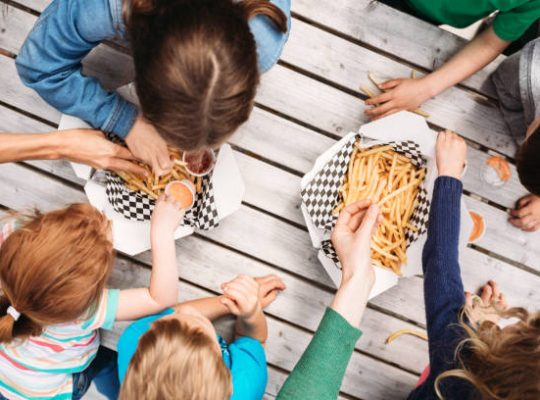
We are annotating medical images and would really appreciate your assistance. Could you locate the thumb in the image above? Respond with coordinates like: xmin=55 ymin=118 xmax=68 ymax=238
xmin=379 ymin=79 xmax=401 ymax=90
xmin=220 ymin=297 xmax=240 ymax=315
xmin=357 ymin=204 xmax=380 ymax=239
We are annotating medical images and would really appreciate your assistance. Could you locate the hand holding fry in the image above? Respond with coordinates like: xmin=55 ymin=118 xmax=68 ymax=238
xmin=220 ymin=275 xmax=262 ymax=319
xmin=436 ymin=130 xmax=467 ymax=179
xmin=332 ymin=201 xmax=379 ymax=286
xmin=151 ymin=194 xmax=185 ymax=235
xmin=364 ymin=77 xmax=432 ymax=120
xmin=254 ymin=275 xmax=286 ymax=309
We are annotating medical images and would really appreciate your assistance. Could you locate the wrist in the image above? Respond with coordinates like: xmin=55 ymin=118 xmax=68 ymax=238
xmin=49 ymin=131 xmax=69 ymax=160
xmin=151 ymin=225 xmax=175 ymax=240
xmin=419 ymin=75 xmax=440 ymax=99
xmin=241 ymin=303 xmax=263 ymax=323
xmin=437 ymin=170 xmax=462 ymax=180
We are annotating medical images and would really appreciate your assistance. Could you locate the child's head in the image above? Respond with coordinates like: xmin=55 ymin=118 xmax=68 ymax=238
xmin=120 ymin=305 xmax=231 ymax=400
xmin=0 ymin=204 xmax=114 ymax=343
xmin=125 ymin=0 xmax=288 ymax=151
xmin=517 ymin=119 xmax=540 ymax=195
xmin=436 ymin=308 xmax=540 ymax=400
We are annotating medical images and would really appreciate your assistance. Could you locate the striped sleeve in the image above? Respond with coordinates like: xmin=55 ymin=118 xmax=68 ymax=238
xmin=81 ymin=289 xmax=120 ymax=331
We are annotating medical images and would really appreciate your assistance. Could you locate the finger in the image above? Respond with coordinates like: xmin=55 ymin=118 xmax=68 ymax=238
xmin=464 ymin=292 xmax=473 ymax=307
xmin=357 ymin=204 xmax=381 ymax=238
xmin=224 ymin=286 xmax=250 ymax=304
xmin=113 ymin=145 xmax=140 ymax=161
xmin=260 ymin=276 xmax=286 ymax=293
xmin=365 ymin=91 xmax=393 ymax=106
xmin=488 ymin=280 xmax=500 ymax=300
xmin=335 ymin=200 xmax=371 ymax=231
xmin=262 ymin=289 xmax=279 ymax=306
xmin=372 ymin=108 xmax=400 ymax=121
xmin=365 ymin=101 xmax=396 ymax=118
xmin=108 ymin=159 xmax=149 ymax=177
xmin=379 ymin=79 xmax=402 ymax=90
xmin=518 ymin=215 xmax=536 ymax=229
xmin=498 ymin=293 xmax=508 ymax=309
xmin=517 ymin=194 xmax=534 ymax=209
xmin=343 ymin=200 xmax=372 ymax=215
xmin=480 ymin=283 xmax=493 ymax=304
xmin=509 ymin=206 xmax=531 ymax=218
xmin=233 ymin=276 xmax=258 ymax=294
xmin=523 ymin=221 xmax=540 ymax=232
xmin=220 ymin=297 xmax=240 ymax=315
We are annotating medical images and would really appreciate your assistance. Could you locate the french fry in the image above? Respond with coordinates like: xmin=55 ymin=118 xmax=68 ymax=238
xmin=334 ymin=142 xmax=425 ymax=273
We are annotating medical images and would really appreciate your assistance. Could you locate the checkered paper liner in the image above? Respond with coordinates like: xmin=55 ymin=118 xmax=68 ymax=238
xmin=301 ymin=135 xmax=431 ymax=266
xmin=105 ymin=172 xmax=219 ymax=228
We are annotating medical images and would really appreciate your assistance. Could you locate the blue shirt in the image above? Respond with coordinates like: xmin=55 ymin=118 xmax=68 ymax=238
xmin=16 ymin=0 xmax=291 ymax=139
xmin=117 ymin=309 xmax=268 ymax=400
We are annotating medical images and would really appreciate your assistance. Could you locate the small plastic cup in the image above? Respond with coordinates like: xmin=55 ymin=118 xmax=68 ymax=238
xmin=165 ymin=179 xmax=196 ymax=210
xmin=182 ymin=149 xmax=216 ymax=177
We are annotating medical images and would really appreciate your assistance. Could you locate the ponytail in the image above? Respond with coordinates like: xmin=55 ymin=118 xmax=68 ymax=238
xmin=241 ymin=0 xmax=288 ymax=33
xmin=0 ymin=296 xmax=42 ymax=344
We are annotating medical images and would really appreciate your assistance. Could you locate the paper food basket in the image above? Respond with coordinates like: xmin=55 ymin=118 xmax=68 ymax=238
xmin=300 ymin=112 xmax=472 ymax=299
xmin=60 ymin=84 xmax=245 ymax=256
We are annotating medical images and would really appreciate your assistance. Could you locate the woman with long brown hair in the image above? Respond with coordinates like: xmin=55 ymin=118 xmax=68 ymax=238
xmin=16 ymin=0 xmax=290 ymax=175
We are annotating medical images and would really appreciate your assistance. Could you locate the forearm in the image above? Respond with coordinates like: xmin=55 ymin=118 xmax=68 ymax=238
xmin=330 ymin=273 xmax=373 ymax=328
xmin=149 ymin=230 xmax=179 ymax=307
xmin=0 ymin=133 xmax=62 ymax=163
xmin=174 ymin=296 xmax=230 ymax=321
xmin=236 ymin=309 xmax=268 ymax=344
xmin=277 ymin=308 xmax=361 ymax=400
xmin=422 ymin=27 xmax=509 ymax=97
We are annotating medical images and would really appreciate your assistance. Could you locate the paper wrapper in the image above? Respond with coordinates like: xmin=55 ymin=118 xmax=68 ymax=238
xmin=301 ymin=134 xmax=431 ymax=270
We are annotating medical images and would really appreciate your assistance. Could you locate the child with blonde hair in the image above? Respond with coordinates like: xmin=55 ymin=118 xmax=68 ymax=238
xmin=117 ymin=274 xmax=286 ymax=399
xmin=0 ymin=195 xmax=185 ymax=399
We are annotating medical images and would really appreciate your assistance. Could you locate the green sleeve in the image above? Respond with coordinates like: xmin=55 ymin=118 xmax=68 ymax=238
xmin=276 ymin=307 xmax=362 ymax=400
xmin=493 ymin=1 xmax=540 ymax=42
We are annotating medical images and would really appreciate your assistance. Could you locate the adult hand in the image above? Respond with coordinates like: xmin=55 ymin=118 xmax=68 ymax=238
xmin=436 ymin=130 xmax=467 ymax=179
xmin=220 ymin=275 xmax=261 ymax=319
xmin=254 ymin=275 xmax=286 ymax=309
xmin=331 ymin=200 xmax=380 ymax=287
xmin=60 ymin=129 xmax=148 ymax=176
xmin=509 ymin=194 xmax=540 ymax=232
xmin=365 ymin=78 xmax=432 ymax=120
xmin=125 ymin=116 xmax=173 ymax=176
xmin=150 ymin=194 xmax=185 ymax=237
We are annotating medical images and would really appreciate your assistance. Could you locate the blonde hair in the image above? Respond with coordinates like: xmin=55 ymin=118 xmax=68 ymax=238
xmin=120 ymin=318 xmax=232 ymax=400
xmin=435 ymin=308 xmax=540 ymax=400
xmin=0 ymin=204 xmax=114 ymax=343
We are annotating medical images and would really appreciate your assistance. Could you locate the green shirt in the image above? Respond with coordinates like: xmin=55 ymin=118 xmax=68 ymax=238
xmin=277 ymin=308 xmax=362 ymax=400
xmin=407 ymin=0 xmax=540 ymax=41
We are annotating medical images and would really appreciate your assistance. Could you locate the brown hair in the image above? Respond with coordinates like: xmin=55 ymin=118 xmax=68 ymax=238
xmin=0 ymin=204 xmax=115 ymax=343
xmin=120 ymin=318 xmax=231 ymax=400
xmin=125 ymin=0 xmax=288 ymax=151
xmin=517 ymin=126 xmax=540 ymax=195
xmin=435 ymin=308 xmax=540 ymax=400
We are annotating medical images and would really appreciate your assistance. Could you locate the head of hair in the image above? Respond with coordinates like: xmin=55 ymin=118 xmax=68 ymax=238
xmin=124 ymin=0 xmax=288 ymax=151
xmin=0 ymin=204 xmax=115 ymax=344
xmin=119 ymin=318 xmax=231 ymax=400
xmin=435 ymin=307 xmax=540 ymax=400
xmin=517 ymin=125 xmax=540 ymax=195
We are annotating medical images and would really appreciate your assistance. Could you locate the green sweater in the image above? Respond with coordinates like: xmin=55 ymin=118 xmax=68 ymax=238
xmin=277 ymin=308 xmax=362 ymax=400
xmin=407 ymin=0 xmax=540 ymax=41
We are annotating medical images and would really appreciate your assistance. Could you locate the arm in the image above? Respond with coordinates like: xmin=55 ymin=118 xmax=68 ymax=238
xmin=173 ymin=296 xmax=230 ymax=321
xmin=366 ymin=26 xmax=509 ymax=118
xmin=277 ymin=201 xmax=378 ymax=400
xmin=115 ymin=195 xmax=184 ymax=321
xmin=15 ymin=0 xmax=137 ymax=139
xmin=0 ymin=131 xmax=146 ymax=174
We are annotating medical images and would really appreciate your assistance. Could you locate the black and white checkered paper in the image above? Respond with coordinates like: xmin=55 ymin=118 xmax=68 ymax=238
xmin=105 ymin=171 xmax=219 ymax=229
xmin=301 ymin=134 xmax=431 ymax=265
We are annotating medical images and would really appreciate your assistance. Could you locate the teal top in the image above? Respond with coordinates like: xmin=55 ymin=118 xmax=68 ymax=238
xmin=116 ymin=308 xmax=268 ymax=400
xmin=277 ymin=308 xmax=362 ymax=400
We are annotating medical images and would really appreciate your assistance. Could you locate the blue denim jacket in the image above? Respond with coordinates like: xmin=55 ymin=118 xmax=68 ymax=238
xmin=16 ymin=0 xmax=291 ymax=139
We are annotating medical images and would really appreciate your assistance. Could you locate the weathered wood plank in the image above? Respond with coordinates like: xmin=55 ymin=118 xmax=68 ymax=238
xmin=281 ymin=18 xmax=513 ymax=156
xmin=291 ymin=0 xmax=503 ymax=98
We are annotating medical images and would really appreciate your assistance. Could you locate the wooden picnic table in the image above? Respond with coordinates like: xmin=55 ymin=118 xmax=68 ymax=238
xmin=1 ymin=1 xmax=539 ymax=398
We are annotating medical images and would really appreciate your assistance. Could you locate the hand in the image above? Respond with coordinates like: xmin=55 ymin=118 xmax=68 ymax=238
xmin=509 ymin=194 xmax=540 ymax=232
xmin=365 ymin=78 xmax=432 ymax=119
xmin=220 ymin=275 xmax=261 ymax=319
xmin=331 ymin=200 xmax=380 ymax=287
xmin=60 ymin=129 xmax=148 ymax=176
xmin=465 ymin=281 xmax=508 ymax=325
xmin=436 ymin=130 xmax=467 ymax=179
xmin=254 ymin=275 xmax=286 ymax=309
xmin=125 ymin=116 xmax=173 ymax=177
xmin=151 ymin=194 xmax=185 ymax=236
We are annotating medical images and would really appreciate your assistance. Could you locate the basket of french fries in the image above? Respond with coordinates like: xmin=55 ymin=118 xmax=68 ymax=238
xmin=301 ymin=113 xmax=438 ymax=291
xmin=105 ymin=147 xmax=219 ymax=229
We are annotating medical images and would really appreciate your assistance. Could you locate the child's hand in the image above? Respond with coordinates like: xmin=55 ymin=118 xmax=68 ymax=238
xmin=436 ymin=130 xmax=467 ymax=179
xmin=220 ymin=275 xmax=261 ymax=319
xmin=331 ymin=200 xmax=380 ymax=287
xmin=125 ymin=116 xmax=173 ymax=177
xmin=510 ymin=194 xmax=540 ymax=232
xmin=151 ymin=195 xmax=185 ymax=236
xmin=254 ymin=275 xmax=286 ymax=309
